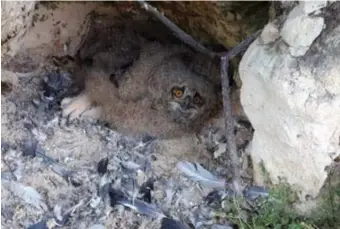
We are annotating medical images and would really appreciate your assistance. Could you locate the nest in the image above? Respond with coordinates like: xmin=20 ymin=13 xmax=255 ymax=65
xmin=1 ymin=5 xmax=262 ymax=229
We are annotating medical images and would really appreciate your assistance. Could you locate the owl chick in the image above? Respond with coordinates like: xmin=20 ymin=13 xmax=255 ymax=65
xmin=61 ymin=42 xmax=221 ymax=139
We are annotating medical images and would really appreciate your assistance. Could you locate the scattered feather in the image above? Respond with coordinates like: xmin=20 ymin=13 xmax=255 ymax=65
xmin=211 ymin=224 xmax=235 ymax=229
xmin=244 ymin=185 xmax=269 ymax=200
xmin=160 ymin=217 xmax=191 ymax=229
xmin=53 ymin=204 xmax=63 ymax=222
xmin=89 ymin=196 xmax=101 ymax=208
xmin=54 ymin=200 xmax=85 ymax=226
xmin=88 ymin=224 xmax=107 ymax=229
xmin=141 ymin=134 xmax=157 ymax=143
xmin=164 ymin=179 xmax=176 ymax=205
xmin=205 ymin=190 xmax=227 ymax=205
xmin=22 ymin=138 xmax=38 ymax=157
xmin=177 ymin=161 xmax=226 ymax=188
xmin=1 ymin=170 xmax=15 ymax=181
xmin=98 ymin=174 xmax=111 ymax=199
xmin=187 ymin=205 xmax=214 ymax=228
xmin=69 ymin=171 xmax=85 ymax=187
xmin=97 ymin=157 xmax=109 ymax=175
xmin=1 ymin=140 xmax=10 ymax=153
xmin=27 ymin=221 xmax=48 ymax=229
xmin=32 ymin=148 xmax=74 ymax=183
xmin=13 ymin=160 xmax=25 ymax=181
xmin=109 ymin=188 xmax=165 ymax=218
xmin=3 ymin=180 xmax=47 ymax=211
xmin=139 ymin=178 xmax=154 ymax=203
xmin=120 ymin=160 xmax=141 ymax=170
xmin=214 ymin=143 xmax=227 ymax=159
xmin=23 ymin=122 xmax=35 ymax=131
xmin=35 ymin=147 xmax=58 ymax=165
xmin=50 ymin=163 xmax=72 ymax=181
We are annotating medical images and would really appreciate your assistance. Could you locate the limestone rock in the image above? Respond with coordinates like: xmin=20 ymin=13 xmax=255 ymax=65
xmin=280 ymin=5 xmax=325 ymax=57
xmin=239 ymin=2 xmax=340 ymax=199
xmin=259 ymin=22 xmax=280 ymax=45
xmin=1 ymin=2 xmax=107 ymax=72
xmin=1 ymin=1 xmax=269 ymax=74
xmin=300 ymin=1 xmax=327 ymax=14
xmin=1 ymin=1 xmax=36 ymax=44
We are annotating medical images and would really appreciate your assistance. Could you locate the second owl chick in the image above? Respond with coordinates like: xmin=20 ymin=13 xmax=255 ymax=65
xmin=62 ymin=42 xmax=221 ymax=139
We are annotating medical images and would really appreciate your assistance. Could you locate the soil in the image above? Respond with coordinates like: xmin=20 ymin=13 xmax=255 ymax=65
xmin=1 ymin=56 xmax=258 ymax=229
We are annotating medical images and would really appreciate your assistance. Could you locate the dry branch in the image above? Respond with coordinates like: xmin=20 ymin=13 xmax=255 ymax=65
xmin=138 ymin=1 xmax=261 ymax=196
xmin=220 ymin=56 xmax=243 ymax=195
xmin=219 ymin=33 xmax=261 ymax=196
xmin=137 ymin=0 xmax=217 ymax=58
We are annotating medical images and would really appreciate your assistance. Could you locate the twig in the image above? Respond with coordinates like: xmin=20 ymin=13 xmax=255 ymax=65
xmin=137 ymin=0 xmax=217 ymax=58
xmin=138 ymin=1 xmax=261 ymax=196
xmin=137 ymin=0 xmax=261 ymax=59
xmin=220 ymin=34 xmax=260 ymax=196
xmin=220 ymin=56 xmax=243 ymax=196
xmin=221 ymin=30 xmax=261 ymax=58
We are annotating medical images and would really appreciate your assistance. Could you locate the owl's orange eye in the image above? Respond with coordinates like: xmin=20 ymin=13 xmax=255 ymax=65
xmin=172 ymin=87 xmax=184 ymax=98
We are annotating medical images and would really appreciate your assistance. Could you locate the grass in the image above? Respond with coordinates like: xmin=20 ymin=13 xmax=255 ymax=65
xmin=218 ymin=162 xmax=340 ymax=229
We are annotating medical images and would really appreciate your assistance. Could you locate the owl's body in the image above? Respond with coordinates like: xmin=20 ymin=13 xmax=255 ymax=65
xmin=62 ymin=42 xmax=221 ymax=139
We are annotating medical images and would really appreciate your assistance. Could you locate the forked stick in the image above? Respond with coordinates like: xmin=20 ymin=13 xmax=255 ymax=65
xmin=137 ymin=0 xmax=217 ymax=58
xmin=138 ymin=1 xmax=261 ymax=196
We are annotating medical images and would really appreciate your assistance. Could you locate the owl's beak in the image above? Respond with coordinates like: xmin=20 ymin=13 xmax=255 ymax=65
xmin=180 ymin=96 xmax=192 ymax=109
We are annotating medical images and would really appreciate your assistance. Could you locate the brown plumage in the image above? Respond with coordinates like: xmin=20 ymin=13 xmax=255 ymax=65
xmin=62 ymin=42 xmax=221 ymax=139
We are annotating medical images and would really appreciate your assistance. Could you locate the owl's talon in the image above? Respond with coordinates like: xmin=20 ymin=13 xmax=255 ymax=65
xmin=61 ymin=93 xmax=101 ymax=121
xmin=81 ymin=106 xmax=102 ymax=119
xmin=60 ymin=97 xmax=73 ymax=108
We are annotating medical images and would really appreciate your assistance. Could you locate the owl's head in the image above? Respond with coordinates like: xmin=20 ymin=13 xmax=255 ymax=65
xmin=167 ymin=83 xmax=212 ymax=125
xmin=149 ymin=55 xmax=220 ymax=127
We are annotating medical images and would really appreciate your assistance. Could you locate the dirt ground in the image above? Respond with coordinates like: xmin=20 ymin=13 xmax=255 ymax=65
xmin=1 ymin=66 xmax=254 ymax=229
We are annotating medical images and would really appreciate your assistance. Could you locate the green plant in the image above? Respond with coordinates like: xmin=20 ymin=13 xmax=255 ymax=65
xmin=222 ymin=162 xmax=314 ymax=229
xmin=224 ymin=162 xmax=340 ymax=229
xmin=308 ymin=167 xmax=340 ymax=229
xmin=248 ymin=182 xmax=314 ymax=229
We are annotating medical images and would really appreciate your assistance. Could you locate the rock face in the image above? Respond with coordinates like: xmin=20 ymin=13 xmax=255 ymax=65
xmin=239 ymin=2 xmax=340 ymax=199
xmin=1 ymin=1 xmax=102 ymax=72
xmin=150 ymin=1 xmax=270 ymax=48
xmin=1 ymin=1 xmax=269 ymax=73
xmin=1 ymin=1 xmax=36 ymax=44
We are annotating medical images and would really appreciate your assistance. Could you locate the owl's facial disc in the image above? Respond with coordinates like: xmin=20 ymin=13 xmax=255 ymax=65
xmin=168 ymin=86 xmax=205 ymax=124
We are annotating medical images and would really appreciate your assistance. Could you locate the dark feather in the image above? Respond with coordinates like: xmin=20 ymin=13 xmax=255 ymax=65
xmin=22 ymin=139 xmax=38 ymax=157
xmin=27 ymin=221 xmax=48 ymax=229
xmin=160 ymin=217 xmax=191 ymax=229
xmin=97 ymin=157 xmax=109 ymax=175
xmin=139 ymin=178 xmax=154 ymax=203
xmin=109 ymin=188 xmax=164 ymax=218
xmin=1 ymin=140 xmax=10 ymax=153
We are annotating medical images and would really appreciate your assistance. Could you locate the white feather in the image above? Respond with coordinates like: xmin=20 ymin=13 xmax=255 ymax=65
xmin=177 ymin=161 xmax=226 ymax=188
xmin=3 ymin=180 xmax=47 ymax=211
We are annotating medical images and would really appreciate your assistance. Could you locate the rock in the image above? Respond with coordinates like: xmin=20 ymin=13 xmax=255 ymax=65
xmin=280 ymin=5 xmax=325 ymax=57
xmin=150 ymin=1 xmax=270 ymax=49
xmin=1 ymin=1 xmax=36 ymax=44
xmin=239 ymin=2 xmax=340 ymax=200
xmin=259 ymin=22 xmax=280 ymax=45
xmin=1 ymin=2 xmax=105 ymax=72
xmin=300 ymin=1 xmax=327 ymax=15
xmin=1 ymin=2 xmax=270 ymax=73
